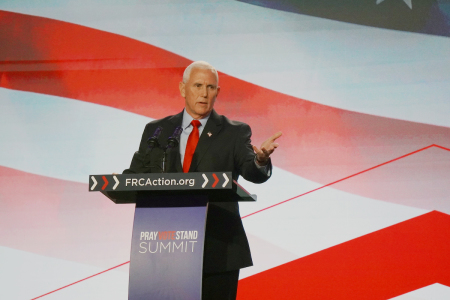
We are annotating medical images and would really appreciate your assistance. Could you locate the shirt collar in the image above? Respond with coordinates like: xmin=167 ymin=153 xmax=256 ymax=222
xmin=182 ymin=109 xmax=210 ymax=129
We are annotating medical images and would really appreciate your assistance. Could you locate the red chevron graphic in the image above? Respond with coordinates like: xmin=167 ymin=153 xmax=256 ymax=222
xmin=212 ymin=173 xmax=219 ymax=188
xmin=101 ymin=176 xmax=108 ymax=190
xmin=237 ymin=211 xmax=450 ymax=300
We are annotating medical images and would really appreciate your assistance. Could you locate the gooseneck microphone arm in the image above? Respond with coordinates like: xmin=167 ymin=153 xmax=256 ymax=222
xmin=162 ymin=126 xmax=183 ymax=173
xmin=143 ymin=126 xmax=163 ymax=170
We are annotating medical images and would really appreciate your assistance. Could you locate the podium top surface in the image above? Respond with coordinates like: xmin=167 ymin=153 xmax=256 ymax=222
xmin=89 ymin=172 xmax=256 ymax=203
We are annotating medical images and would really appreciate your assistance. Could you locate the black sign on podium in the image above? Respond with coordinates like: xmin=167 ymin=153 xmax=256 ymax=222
xmin=89 ymin=172 xmax=255 ymax=300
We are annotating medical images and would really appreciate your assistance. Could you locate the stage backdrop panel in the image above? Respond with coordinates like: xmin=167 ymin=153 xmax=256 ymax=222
xmin=0 ymin=1 xmax=449 ymax=299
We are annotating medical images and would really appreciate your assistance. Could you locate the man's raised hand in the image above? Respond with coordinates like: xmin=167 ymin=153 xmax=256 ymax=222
xmin=252 ymin=131 xmax=282 ymax=166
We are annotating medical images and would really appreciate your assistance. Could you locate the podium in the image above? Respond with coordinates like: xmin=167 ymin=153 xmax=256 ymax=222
xmin=89 ymin=172 xmax=255 ymax=300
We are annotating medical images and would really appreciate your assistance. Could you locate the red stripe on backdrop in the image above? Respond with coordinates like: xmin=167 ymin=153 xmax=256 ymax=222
xmin=0 ymin=166 xmax=134 ymax=269
xmin=0 ymin=9 xmax=189 ymax=119
xmin=237 ymin=211 xmax=450 ymax=300
xmin=1 ymin=10 xmax=450 ymax=204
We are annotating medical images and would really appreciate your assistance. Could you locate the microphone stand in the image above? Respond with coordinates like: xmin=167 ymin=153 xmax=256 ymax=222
xmin=161 ymin=151 xmax=167 ymax=173
xmin=162 ymin=126 xmax=183 ymax=173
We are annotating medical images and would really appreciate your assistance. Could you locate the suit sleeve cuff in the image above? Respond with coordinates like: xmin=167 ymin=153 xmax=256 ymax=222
xmin=254 ymin=157 xmax=270 ymax=176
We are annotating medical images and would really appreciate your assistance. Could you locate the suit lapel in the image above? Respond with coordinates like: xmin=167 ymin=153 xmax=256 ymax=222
xmin=190 ymin=110 xmax=223 ymax=172
xmin=168 ymin=111 xmax=184 ymax=173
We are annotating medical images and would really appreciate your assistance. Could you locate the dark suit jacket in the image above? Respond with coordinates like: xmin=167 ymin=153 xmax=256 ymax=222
xmin=124 ymin=109 xmax=272 ymax=273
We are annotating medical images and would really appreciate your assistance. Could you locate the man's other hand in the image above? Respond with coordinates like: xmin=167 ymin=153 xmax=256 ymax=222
xmin=252 ymin=131 xmax=282 ymax=166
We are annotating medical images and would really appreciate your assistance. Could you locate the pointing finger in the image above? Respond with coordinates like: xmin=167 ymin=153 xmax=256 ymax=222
xmin=269 ymin=131 xmax=282 ymax=142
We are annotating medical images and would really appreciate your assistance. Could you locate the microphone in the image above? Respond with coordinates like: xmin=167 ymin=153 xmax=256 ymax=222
xmin=166 ymin=126 xmax=183 ymax=149
xmin=161 ymin=126 xmax=182 ymax=173
xmin=146 ymin=126 xmax=163 ymax=150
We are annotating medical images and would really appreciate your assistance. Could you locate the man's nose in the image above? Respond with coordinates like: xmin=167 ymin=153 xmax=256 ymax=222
xmin=201 ymin=85 xmax=208 ymax=97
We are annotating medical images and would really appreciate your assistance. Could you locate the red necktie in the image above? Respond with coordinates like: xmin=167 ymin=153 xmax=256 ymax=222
xmin=183 ymin=120 xmax=201 ymax=173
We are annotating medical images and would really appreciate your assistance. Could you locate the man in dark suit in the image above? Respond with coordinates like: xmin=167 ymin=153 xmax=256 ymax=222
xmin=124 ymin=61 xmax=281 ymax=300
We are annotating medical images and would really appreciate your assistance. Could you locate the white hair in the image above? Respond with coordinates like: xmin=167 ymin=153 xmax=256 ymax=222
xmin=182 ymin=61 xmax=219 ymax=83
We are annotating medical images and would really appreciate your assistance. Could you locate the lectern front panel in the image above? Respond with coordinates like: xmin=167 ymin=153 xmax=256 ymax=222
xmin=128 ymin=196 xmax=208 ymax=300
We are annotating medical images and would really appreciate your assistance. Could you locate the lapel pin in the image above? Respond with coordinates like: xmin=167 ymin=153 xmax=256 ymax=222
xmin=207 ymin=132 xmax=212 ymax=137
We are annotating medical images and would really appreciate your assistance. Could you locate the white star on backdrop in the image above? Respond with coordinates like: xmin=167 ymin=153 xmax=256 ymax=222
xmin=376 ymin=0 xmax=412 ymax=9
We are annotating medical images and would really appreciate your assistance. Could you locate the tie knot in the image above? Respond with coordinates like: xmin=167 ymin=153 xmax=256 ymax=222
xmin=191 ymin=120 xmax=201 ymax=128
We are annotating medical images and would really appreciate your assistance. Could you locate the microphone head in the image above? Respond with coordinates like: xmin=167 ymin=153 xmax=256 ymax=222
xmin=166 ymin=126 xmax=183 ymax=149
xmin=147 ymin=126 xmax=163 ymax=149
xmin=153 ymin=126 xmax=163 ymax=137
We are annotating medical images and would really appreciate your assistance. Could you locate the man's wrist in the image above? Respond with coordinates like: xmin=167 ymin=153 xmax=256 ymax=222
xmin=255 ymin=155 xmax=268 ymax=166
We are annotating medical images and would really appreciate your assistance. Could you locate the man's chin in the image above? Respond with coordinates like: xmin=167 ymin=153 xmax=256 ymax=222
xmin=194 ymin=109 xmax=212 ymax=119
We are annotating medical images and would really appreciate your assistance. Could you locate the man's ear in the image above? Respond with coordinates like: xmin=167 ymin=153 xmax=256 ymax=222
xmin=216 ymin=86 xmax=220 ymax=97
xmin=179 ymin=81 xmax=186 ymax=97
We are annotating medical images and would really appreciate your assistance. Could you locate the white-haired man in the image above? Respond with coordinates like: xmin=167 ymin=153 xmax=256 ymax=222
xmin=125 ymin=61 xmax=281 ymax=299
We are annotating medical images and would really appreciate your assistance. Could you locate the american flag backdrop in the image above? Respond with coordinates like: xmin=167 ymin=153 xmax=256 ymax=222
xmin=1 ymin=0 xmax=450 ymax=299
